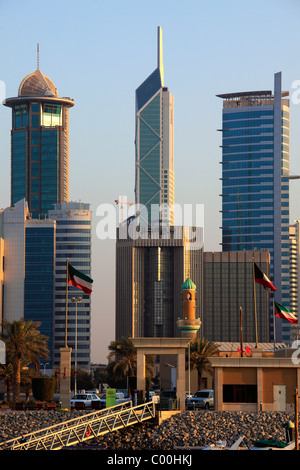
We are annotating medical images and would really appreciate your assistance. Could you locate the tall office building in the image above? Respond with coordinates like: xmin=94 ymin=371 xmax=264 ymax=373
xmin=0 ymin=199 xmax=56 ymax=368
xmin=289 ymin=221 xmax=300 ymax=340
xmin=3 ymin=59 xmax=74 ymax=219
xmin=135 ymin=27 xmax=174 ymax=225
xmin=48 ymin=202 xmax=92 ymax=371
xmin=217 ymin=72 xmax=290 ymax=342
xmin=116 ymin=226 xmax=203 ymax=339
xmin=203 ymin=250 xmax=271 ymax=343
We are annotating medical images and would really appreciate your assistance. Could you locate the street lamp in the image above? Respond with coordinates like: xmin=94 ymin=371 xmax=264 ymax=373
xmin=71 ymin=296 xmax=82 ymax=395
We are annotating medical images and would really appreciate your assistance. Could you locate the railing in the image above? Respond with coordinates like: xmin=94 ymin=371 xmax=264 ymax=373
xmin=158 ymin=398 xmax=180 ymax=411
xmin=0 ymin=401 xmax=156 ymax=451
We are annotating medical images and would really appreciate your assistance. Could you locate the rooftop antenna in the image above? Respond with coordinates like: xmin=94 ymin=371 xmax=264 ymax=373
xmin=157 ymin=26 xmax=164 ymax=87
xmin=37 ymin=43 xmax=39 ymax=70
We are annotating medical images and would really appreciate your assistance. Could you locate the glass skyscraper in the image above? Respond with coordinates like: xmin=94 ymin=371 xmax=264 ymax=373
xmin=25 ymin=220 xmax=56 ymax=367
xmin=3 ymin=66 xmax=74 ymax=219
xmin=217 ymin=72 xmax=290 ymax=342
xmin=135 ymin=26 xmax=174 ymax=225
xmin=48 ymin=202 xmax=92 ymax=371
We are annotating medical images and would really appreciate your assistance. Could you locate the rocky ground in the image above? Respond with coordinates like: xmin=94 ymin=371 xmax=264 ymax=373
xmin=0 ymin=409 xmax=297 ymax=449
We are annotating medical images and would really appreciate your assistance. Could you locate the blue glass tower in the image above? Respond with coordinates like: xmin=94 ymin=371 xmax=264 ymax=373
xmin=3 ymin=62 xmax=74 ymax=219
xmin=135 ymin=27 xmax=174 ymax=225
xmin=217 ymin=72 xmax=290 ymax=342
xmin=24 ymin=220 xmax=56 ymax=367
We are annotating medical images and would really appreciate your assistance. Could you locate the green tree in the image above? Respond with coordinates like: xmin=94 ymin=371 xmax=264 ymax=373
xmin=188 ymin=338 xmax=219 ymax=390
xmin=1 ymin=319 xmax=49 ymax=406
xmin=107 ymin=337 xmax=155 ymax=386
xmin=0 ymin=363 xmax=13 ymax=402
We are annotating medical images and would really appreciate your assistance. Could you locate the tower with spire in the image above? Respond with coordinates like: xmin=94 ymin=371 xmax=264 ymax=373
xmin=3 ymin=45 xmax=74 ymax=218
xmin=135 ymin=26 xmax=174 ymax=226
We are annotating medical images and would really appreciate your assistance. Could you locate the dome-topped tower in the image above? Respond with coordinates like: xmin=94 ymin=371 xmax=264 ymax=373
xmin=177 ymin=277 xmax=201 ymax=339
xmin=2 ymin=47 xmax=74 ymax=219
xmin=18 ymin=68 xmax=58 ymax=97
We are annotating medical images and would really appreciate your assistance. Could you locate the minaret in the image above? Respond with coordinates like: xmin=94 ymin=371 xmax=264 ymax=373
xmin=177 ymin=277 xmax=201 ymax=339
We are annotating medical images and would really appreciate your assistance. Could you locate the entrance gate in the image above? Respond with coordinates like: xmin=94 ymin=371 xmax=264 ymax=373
xmin=133 ymin=337 xmax=191 ymax=412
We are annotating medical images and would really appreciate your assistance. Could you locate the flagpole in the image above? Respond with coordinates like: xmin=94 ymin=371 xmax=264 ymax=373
xmin=273 ymin=298 xmax=276 ymax=355
xmin=65 ymin=258 xmax=69 ymax=347
xmin=240 ymin=306 xmax=244 ymax=358
xmin=252 ymin=258 xmax=258 ymax=348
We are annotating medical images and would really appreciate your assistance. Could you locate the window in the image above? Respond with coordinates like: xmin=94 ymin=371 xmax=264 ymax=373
xmin=223 ymin=384 xmax=257 ymax=403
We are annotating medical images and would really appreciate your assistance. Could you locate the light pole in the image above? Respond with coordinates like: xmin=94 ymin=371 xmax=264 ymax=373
xmin=71 ymin=296 xmax=82 ymax=395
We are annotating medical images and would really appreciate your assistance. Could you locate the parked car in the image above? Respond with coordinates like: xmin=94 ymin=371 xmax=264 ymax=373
xmin=99 ymin=392 xmax=132 ymax=408
xmin=70 ymin=393 xmax=101 ymax=409
xmin=186 ymin=390 xmax=214 ymax=410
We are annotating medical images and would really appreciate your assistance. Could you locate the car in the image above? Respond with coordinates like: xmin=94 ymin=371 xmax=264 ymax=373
xmin=187 ymin=390 xmax=214 ymax=410
xmin=70 ymin=393 xmax=101 ymax=409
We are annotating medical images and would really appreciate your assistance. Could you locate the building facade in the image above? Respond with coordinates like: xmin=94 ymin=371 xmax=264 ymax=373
xmin=0 ymin=199 xmax=57 ymax=369
xmin=203 ymin=250 xmax=271 ymax=343
xmin=24 ymin=219 xmax=56 ymax=367
xmin=3 ymin=66 xmax=74 ymax=219
xmin=48 ymin=202 xmax=92 ymax=371
xmin=217 ymin=72 xmax=290 ymax=342
xmin=289 ymin=221 xmax=300 ymax=341
xmin=135 ymin=26 xmax=174 ymax=225
xmin=116 ymin=226 xmax=203 ymax=339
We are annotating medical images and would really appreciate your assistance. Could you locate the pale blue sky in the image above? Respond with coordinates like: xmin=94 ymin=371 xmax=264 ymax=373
xmin=1 ymin=0 xmax=300 ymax=363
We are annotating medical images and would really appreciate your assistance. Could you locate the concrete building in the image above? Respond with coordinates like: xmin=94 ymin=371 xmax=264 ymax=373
xmin=203 ymin=250 xmax=271 ymax=343
xmin=210 ymin=349 xmax=300 ymax=412
xmin=3 ymin=59 xmax=74 ymax=219
xmin=48 ymin=202 xmax=92 ymax=371
xmin=217 ymin=72 xmax=290 ymax=342
xmin=135 ymin=26 xmax=174 ymax=225
xmin=116 ymin=225 xmax=203 ymax=339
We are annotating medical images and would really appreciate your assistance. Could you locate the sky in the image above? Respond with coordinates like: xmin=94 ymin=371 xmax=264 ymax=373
xmin=0 ymin=0 xmax=300 ymax=364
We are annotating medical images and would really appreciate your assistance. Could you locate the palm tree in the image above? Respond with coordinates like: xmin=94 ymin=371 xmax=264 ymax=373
xmin=188 ymin=338 xmax=219 ymax=390
xmin=107 ymin=337 xmax=155 ymax=384
xmin=1 ymin=319 xmax=49 ymax=406
xmin=0 ymin=363 xmax=13 ymax=402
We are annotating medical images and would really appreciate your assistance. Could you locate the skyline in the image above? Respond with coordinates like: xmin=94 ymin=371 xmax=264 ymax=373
xmin=1 ymin=0 xmax=300 ymax=363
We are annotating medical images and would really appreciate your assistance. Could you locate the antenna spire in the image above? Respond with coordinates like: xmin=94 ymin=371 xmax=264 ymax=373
xmin=157 ymin=26 xmax=164 ymax=87
xmin=37 ymin=43 xmax=39 ymax=70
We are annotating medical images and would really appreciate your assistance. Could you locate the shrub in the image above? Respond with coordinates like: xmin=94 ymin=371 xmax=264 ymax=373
xmin=32 ymin=377 xmax=55 ymax=401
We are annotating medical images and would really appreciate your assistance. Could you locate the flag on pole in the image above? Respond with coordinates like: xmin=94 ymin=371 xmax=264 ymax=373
xmin=274 ymin=301 xmax=298 ymax=324
xmin=254 ymin=263 xmax=276 ymax=291
xmin=68 ymin=263 xmax=93 ymax=294
xmin=245 ymin=346 xmax=252 ymax=354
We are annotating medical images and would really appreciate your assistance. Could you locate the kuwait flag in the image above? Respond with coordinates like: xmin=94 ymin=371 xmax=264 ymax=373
xmin=254 ymin=263 xmax=276 ymax=291
xmin=274 ymin=301 xmax=298 ymax=324
xmin=68 ymin=263 xmax=93 ymax=294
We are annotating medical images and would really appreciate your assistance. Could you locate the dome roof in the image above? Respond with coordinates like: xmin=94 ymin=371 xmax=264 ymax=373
xmin=18 ymin=69 xmax=58 ymax=97
xmin=181 ymin=277 xmax=196 ymax=290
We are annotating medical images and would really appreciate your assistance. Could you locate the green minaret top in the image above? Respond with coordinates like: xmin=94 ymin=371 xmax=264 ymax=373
xmin=181 ymin=277 xmax=196 ymax=290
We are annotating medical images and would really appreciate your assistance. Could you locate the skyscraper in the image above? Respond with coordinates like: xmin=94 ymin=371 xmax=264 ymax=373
xmin=217 ymin=72 xmax=290 ymax=341
xmin=48 ymin=202 xmax=92 ymax=371
xmin=3 ymin=56 xmax=74 ymax=219
xmin=135 ymin=27 xmax=174 ymax=225
xmin=116 ymin=226 xmax=203 ymax=339
xmin=289 ymin=221 xmax=300 ymax=340
xmin=0 ymin=199 xmax=56 ymax=368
